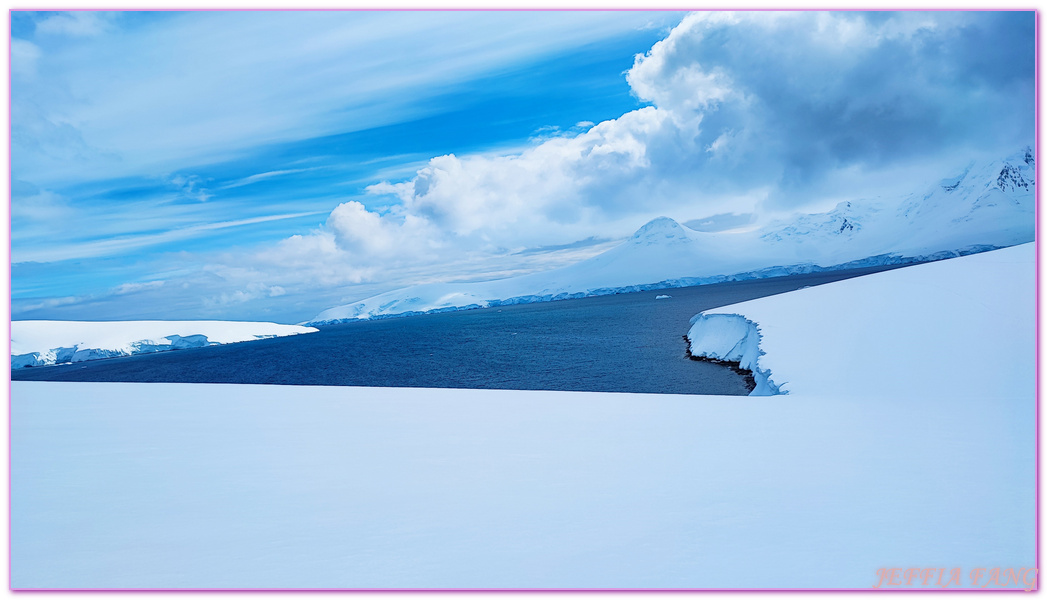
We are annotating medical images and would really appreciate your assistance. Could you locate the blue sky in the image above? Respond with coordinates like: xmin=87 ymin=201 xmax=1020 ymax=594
xmin=11 ymin=10 xmax=1035 ymax=323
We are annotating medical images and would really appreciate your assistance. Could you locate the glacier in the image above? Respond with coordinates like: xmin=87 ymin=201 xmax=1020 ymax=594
xmin=310 ymin=148 xmax=1034 ymax=324
xmin=11 ymin=320 xmax=318 ymax=368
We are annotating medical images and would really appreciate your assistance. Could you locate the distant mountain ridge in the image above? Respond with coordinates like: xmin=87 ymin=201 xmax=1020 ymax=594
xmin=308 ymin=148 xmax=1034 ymax=325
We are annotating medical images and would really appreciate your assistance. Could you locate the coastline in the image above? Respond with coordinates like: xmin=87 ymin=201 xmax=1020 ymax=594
xmin=305 ymin=249 xmax=974 ymax=326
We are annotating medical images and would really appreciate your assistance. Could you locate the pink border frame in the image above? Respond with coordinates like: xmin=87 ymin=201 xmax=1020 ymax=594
xmin=6 ymin=7 xmax=1038 ymax=590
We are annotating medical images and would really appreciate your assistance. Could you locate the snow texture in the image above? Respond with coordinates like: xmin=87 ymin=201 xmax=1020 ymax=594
xmin=688 ymin=243 xmax=1034 ymax=398
xmin=11 ymin=320 xmax=318 ymax=368
xmin=12 ymin=375 xmax=1034 ymax=587
xmin=310 ymin=149 xmax=1034 ymax=324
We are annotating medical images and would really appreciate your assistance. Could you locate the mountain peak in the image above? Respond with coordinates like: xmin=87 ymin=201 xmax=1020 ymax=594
xmin=630 ymin=217 xmax=690 ymax=244
xmin=1003 ymin=145 xmax=1035 ymax=167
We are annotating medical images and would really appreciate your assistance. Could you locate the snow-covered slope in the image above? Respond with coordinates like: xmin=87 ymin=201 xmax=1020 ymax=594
xmin=11 ymin=321 xmax=318 ymax=368
xmin=688 ymin=242 xmax=1034 ymax=397
xmin=311 ymin=149 xmax=1034 ymax=324
xmin=13 ymin=376 xmax=1035 ymax=588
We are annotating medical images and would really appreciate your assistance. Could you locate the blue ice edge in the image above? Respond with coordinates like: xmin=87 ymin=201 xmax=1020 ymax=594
xmin=685 ymin=313 xmax=782 ymax=397
xmin=11 ymin=334 xmax=287 ymax=369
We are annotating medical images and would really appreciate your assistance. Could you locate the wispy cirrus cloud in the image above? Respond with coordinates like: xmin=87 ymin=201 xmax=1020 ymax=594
xmin=219 ymin=168 xmax=325 ymax=190
xmin=14 ymin=278 xmax=163 ymax=314
xmin=12 ymin=10 xmax=677 ymax=188
xmin=13 ymin=211 xmax=326 ymax=264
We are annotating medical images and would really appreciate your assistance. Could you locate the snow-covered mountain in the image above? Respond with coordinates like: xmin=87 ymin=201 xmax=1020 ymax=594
xmin=11 ymin=321 xmax=318 ymax=368
xmin=310 ymin=148 xmax=1035 ymax=324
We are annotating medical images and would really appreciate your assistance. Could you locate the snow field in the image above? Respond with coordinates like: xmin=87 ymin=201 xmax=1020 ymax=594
xmin=687 ymin=243 xmax=1034 ymax=399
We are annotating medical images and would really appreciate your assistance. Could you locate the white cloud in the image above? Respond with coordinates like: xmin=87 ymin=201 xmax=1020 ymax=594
xmin=359 ymin=106 xmax=679 ymax=246
xmin=14 ymin=279 xmax=164 ymax=315
xmin=326 ymin=201 xmax=438 ymax=259
xmin=206 ymin=282 xmax=291 ymax=307
xmin=219 ymin=168 xmax=323 ymax=190
xmin=112 ymin=280 xmax=165 ymax=295
xmin=311 ymin=10 xmax=1033 ymax=272
xmin=626 ymin=13 xmax=742 ymax=118
xmin=35 ymin=12 xmax=113 ymax=37
xmin=323 ymin=101 xmax=711 ymax=260
xmin=13 ymin=211 xmax=325 ymax=263
xmin=169 ymin=174 xmax=212 ymax=202
xmin=11 ymin=189 xmax=67 ymax=221
xmin=249 ymin=231 xmax=374 ymax=288
xmin=11 ymin=39 xmax=41 ymax=77
xmin=17 ymin=295 xmax=83 ymax=313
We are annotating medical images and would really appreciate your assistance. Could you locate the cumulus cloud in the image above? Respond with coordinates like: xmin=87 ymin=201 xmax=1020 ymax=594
xmin=326 ymin=201 xmax=438 ymax=259
xmin=319 ymin=10 xmax=1033 ymax=266
xmin=627 ymin=13 xmax=742 ymax=117
xmin=249 ymin=231 xmax=375 ymax=289
xmin=356 ymin=107 xmax=683 ymax=251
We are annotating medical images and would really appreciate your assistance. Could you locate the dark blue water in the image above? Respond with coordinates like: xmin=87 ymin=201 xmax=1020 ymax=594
xmin=11 ymin=266 xmax=902 ymax=394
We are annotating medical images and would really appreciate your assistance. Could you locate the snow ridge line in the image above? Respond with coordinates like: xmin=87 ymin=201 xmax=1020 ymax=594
xmin=685 ymin=313 xmax=783 ymax=396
